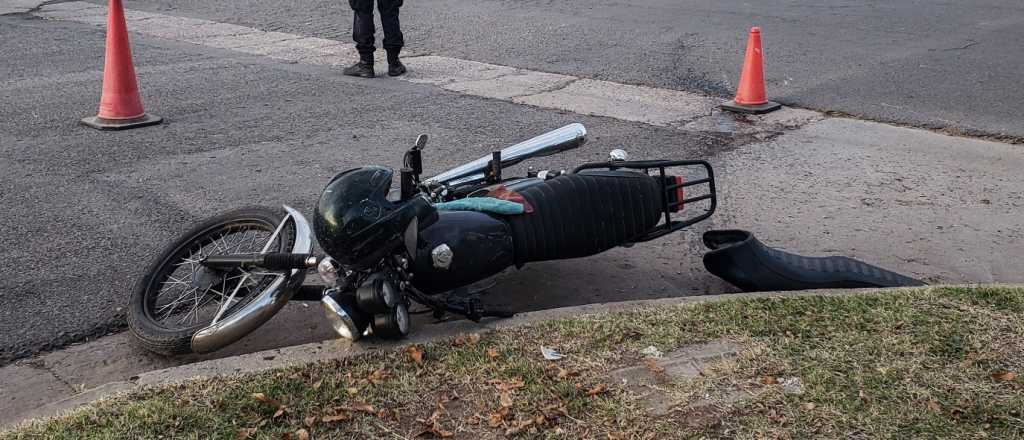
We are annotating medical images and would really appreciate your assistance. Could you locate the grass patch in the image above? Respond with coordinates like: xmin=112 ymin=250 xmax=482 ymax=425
xmin=5 ymin=286 xmax=1024 ymax=439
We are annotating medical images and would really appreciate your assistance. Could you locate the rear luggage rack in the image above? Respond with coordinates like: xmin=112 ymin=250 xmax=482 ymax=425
xmin=573 ymin=159 xmax=717 ymax=242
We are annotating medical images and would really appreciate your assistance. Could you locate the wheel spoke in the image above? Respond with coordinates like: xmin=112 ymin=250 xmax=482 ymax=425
xmin=147 ymin=219 xmax=286 ymax=329
xmin=178 ymin=285 xmax=210 ymax=325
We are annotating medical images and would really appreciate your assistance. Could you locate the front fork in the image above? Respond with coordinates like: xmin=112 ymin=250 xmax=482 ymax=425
xmin=190 ymin=205 xmax=314 ymax=354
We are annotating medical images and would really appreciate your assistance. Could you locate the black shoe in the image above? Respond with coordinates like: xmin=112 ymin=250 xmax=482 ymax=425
xmin=388 ymin=61 xmax=406 ymax=77
xmin=343 ymin=61 xmax=375 ymax=78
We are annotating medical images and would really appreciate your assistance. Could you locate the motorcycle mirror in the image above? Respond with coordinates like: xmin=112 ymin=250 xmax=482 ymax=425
xmin=414 ymin=134 xmax=428 ymax=150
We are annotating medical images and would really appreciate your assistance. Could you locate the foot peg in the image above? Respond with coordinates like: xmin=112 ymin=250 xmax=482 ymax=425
xmin=702 ymin=230 xmax=925 ymax=292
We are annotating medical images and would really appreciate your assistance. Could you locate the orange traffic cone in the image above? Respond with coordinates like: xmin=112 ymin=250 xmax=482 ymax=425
xmin=721 ymin=27 xmax=780 ymax=114
xmin=81 ymin=0 xmax=162 ymax=130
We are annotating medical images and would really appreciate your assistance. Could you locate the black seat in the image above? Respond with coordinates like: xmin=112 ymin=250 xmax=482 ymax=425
xmin=702 ymin=230 xmax=926 ymax=291
xmin=507 ymin=170 xmax=663 ymax=266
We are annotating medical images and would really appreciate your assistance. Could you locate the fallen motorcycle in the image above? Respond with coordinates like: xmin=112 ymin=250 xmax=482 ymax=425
xmin=127 ymin=123 xmax=720 ymax=355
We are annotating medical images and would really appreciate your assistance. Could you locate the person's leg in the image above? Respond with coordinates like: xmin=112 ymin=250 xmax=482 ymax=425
xmin=351 ymin=0 xmax=376 ymax=61
xmin=344 ymin=0 xmax=376 ymax=77
xmin=377 ymin=0 xmax=406 ymax=76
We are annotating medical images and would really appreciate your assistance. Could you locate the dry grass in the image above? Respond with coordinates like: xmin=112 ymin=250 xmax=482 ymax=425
xmin=4 ymin=286 xmax=1024 ymax=439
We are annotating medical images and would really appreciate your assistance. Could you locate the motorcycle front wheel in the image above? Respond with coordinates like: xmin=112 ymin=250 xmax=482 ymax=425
xmin=128 ymin=207 xmax=296 ymax=355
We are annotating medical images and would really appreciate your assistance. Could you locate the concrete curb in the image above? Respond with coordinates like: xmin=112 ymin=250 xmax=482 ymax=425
xmin=14 ymin=284 xmax=1014 ymax=430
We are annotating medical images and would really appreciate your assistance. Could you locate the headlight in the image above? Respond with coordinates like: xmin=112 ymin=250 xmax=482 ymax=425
xmin=321 ymin=289 xmax=369 ymax=341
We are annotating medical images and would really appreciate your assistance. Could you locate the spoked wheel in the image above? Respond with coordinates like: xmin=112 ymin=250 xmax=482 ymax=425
xmin=128 ymin=207 xmax=297 ymax=355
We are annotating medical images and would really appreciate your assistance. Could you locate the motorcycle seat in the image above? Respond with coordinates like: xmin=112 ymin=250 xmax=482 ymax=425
xmin=506 ymin=170 xmax=663 ymax=266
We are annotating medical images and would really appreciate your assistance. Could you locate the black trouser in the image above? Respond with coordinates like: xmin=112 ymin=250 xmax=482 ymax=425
xmin=349 ymin=0 xmax=404 ymax=63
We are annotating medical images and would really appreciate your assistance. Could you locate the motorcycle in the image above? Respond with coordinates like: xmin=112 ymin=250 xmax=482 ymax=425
xmin=127 ymin=123 xmax=719 ymax=355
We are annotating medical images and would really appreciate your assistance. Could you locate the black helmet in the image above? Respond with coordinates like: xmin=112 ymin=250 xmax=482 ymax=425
xmin=314 ymin=166 xmax=436 ymax=269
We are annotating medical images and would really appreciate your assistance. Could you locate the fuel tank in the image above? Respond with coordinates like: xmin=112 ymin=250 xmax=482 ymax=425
xmin=411 ymin=210 xmax=514 ymax=294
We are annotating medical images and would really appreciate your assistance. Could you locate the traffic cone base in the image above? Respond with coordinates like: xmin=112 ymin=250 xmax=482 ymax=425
xmin=720 ymin=100 xmax=781 ymax=114
xmin=81 ymin=113 xmax=163 ymax=130
xmin=722 ymin=26 xmax=779 ymax=115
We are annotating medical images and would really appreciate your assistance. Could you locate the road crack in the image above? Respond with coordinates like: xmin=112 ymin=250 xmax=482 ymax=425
xmin=22 ymin=359 xmax=75 ymax=391
xmin=507 ymin=77 xmax=579 ymax=100
xmin=941 ymin=40 xmax=980 ymax=51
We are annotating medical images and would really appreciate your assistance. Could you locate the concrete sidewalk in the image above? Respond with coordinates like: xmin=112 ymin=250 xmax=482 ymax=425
xmin=0 ymin=0 xmax=43 ymax=15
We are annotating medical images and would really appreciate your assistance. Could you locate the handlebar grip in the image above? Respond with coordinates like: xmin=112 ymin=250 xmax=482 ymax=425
xmin=261 ymin=253 xmax=316 ymax=270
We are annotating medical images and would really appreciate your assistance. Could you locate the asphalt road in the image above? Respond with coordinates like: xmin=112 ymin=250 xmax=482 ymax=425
xmin=0 ymin=15 xmax=734 ymax=365
xmin=111 ymin=0 xmax=1024 ymax=139
xmin=2 ymin=0 xmax=1022 ymax=366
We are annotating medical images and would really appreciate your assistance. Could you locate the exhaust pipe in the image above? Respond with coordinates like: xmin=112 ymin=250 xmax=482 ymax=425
xmin=426 ymin=123 xmax=587 ymax=187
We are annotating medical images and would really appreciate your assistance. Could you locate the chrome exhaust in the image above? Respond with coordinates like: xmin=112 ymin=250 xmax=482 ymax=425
xmin=426 ymin=123 xmax=587 ymax=187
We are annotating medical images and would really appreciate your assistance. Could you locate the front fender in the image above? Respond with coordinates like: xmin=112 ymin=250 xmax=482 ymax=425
xmin=191 ymin=205 xmax=313 ymax=354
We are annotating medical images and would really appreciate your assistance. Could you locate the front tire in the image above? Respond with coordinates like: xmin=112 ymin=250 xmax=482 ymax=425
xmin=128 ymin=207 xmax=296 ymax=356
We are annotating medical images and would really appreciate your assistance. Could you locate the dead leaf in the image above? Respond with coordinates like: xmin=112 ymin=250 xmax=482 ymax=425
xmin=760 ymin=376 xmax=779 ymax=385
xmin=304 ymin=416 xmax=316 ymax=427
xmin=338 ymin=403 xmax=376 ymax=414
xmin=644 ymin=358 xmax=665 ymax=375
xmin=406 ymin=345 xmax=424 ymax=365
xmin=926 ymin=399 xmax=942 ymax=413
xmin=486 ymin=347 xmax=499 ymax=360
xmin=235 ymin=428 xmax=257 ymax=440
xmin=273 ymin=407 xmax=287 ymax=419
xmin=499 ymin=391 xmax=513 ymax=408
xmin=992 ymin=370 xmax=1018 ymax=382
xmin=859 ymin=389 xmax=871 ymax=405
xmin=312 ymin=380 xmax=323 ymax=390
xmin=346 ymin=387 xmax=359 ymax=395
xmin=454 ymin=333 xmax=482 ymax=346
xmin=486 ymin=407 xmax=510 ymax=427
xmin=417 ymin=406 xmax=454 ymax=438
xmin=322 ymin=413 xmax=350 ymax=424
xmin=368 ymin=368 xmax=390 ymax=384
xmin=802 ymin=402 xmax=816 ymax=411
xmin=295 ymin=429 xmax=310 ymax=440
xmin=586 ymin=383 xmax=609 ymax=396
xmin=504 ymin=418 xmax=534 ymax=436
xmin=252 ymin=393 xmax=282 ymax=408
xmin=282 ymin=433 xmax=293 ymax=440
xmin=540 ymin=403 xmax=569 ymax=419
xmin=547 ymin=365 xmax=578 ymax=379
